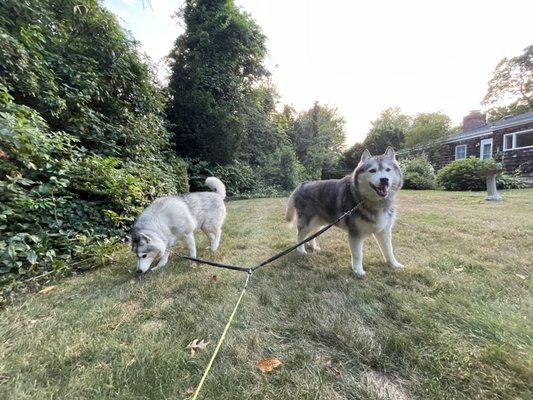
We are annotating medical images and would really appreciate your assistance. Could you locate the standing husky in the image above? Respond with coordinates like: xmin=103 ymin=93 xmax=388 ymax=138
xmin=285 ymin=147 xmax=404 ymax=277
xmin=130 ymin=177 xmax=226 ymax=274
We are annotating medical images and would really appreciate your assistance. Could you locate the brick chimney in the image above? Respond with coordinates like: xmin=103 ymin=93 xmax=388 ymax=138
xmin=463 ymin=110 xmax=486 ymax=132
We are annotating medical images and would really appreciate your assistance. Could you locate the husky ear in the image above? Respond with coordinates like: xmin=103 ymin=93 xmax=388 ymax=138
xmin=139 ymin=233 xmax=151 ymax=243
xmin=359 ymin=149 xmax=371 ymax=164
xmin=384 ymin=146 xmax=396 ymax=159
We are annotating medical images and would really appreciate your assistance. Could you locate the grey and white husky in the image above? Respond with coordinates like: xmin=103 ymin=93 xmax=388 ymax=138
xmin=130 ymin=177 xmax=226 ymax=274
xmin=285 ymin=147 xmax=404 ymax=277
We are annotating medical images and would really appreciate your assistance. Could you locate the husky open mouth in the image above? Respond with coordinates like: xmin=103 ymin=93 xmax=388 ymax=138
xmin=370 ymin=183 xmax=389 ymax=197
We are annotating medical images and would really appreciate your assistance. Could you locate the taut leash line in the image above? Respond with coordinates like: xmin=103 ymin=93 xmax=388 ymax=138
xmin=190 ymin=271 xmax=251 ymax=400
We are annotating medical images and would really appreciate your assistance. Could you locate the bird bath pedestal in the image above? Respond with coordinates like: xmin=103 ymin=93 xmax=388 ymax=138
xmin=481 ymin=167 xmax=503 ymax=202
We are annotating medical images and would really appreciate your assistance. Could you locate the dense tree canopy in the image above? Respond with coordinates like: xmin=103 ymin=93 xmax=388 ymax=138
xmin=0 ymin=0 xmax=170 ymax=159
xmin=483 ymin=45 xmax=532 ymax=121
xmin=403 ymin=112 xmax=451 ymax=149
xmin=166 ymin=0 xmax=269 ymax=164
xmin=364 ymin=107 xmax=410 ymax=154
xmin=287 ymin=102 xmax=346 ymax=179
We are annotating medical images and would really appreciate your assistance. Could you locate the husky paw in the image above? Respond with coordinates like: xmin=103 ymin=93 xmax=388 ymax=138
xmin=389 ymin=262 xmax=405 ymax=270
xmin=310 ymin=245 xmax=321 ymax=252
xmin=353 ymin=269 xmax=366 ymax=278
xmin=296 ymin=247 xmax=308 ymax=255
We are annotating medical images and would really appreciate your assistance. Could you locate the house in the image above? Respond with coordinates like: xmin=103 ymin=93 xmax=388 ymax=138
xmin=398 ymin=110 xmax=533 ymax=176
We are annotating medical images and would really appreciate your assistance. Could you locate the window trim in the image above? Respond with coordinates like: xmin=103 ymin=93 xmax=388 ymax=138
xmin=455 ymin=144 xmax=467 ymax=160
xmin=480 ymin=138 xmax=493 ymax=159
xmin=503 ymin=128 xmax=533 ymax=151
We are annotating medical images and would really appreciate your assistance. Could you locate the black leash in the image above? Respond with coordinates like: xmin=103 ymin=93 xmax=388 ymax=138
xmin=172 ymin=202 xmax=361 ymax=275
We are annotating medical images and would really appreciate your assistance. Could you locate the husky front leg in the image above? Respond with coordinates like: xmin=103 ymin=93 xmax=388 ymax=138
xmin=374 ymin=229 xmax=404 ymax=270
xmin=184 ymin=233 xmax=197 ymax=259
xmin=153 ymin=249 xmax=170 ymax=271
xmin=348 ymin=234 xmax=365 ymax=277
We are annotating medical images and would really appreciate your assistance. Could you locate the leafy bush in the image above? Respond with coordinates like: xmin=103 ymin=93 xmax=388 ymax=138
xmin=496 ymin=172 xmax=526 ymax=189
xmin=0 ymin=89 xmax=187 ymax=289
xmin=436 ymin=157 xmax=525 ymax=191
xmin=0 ymin=0 xmax=190 ymax=293
xmin=256 ymin=144 xmax=303 ymax=191
xmin=213 ymin=161 xmax=256 ymax=196
xmin=400 ymin=156 xmax=436 ymax=190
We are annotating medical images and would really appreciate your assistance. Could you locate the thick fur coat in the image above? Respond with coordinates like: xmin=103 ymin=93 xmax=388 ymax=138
xmin=285 ymin=147 xmax=404 ymax=277
xmin=131 ymin=177 xmax=226 ymax=273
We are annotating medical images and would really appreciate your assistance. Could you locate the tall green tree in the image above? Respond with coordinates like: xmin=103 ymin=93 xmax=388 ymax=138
xmin=0 ymin=0 xmax=169 ymax=160
xmin=364 ymin=107 xmax=410 ymax=153
xmin=288 ymin=102 xmax=346 ymax=179
xmin=403 ymin=112 xmax=451 ymax=149
xmin=483 ymin=44 xmax=533 ymax=121
xmin=166 ymin=0 xmax=268 ymax=164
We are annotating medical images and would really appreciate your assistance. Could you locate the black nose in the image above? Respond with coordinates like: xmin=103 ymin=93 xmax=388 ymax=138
xmin=136 ymin=269 xmax=143 ymax=274
xmin=380 ymin=177 xmax=389 ymax=185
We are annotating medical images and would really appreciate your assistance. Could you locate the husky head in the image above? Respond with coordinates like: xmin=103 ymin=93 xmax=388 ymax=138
xmin=354 ymin=146 xmax=403 ymax=200
xmin=130 ymin=231 xmax=165 ymax=274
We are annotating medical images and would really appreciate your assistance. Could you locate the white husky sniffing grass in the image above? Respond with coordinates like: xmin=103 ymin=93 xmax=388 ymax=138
xmin=130 ymin=177 xmax=226 ymax=274
xmin=285 ymin=147 xmax=404 ymax=277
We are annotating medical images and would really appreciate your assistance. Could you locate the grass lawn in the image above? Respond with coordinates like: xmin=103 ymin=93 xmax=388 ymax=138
xmin=1 ymin=190 xmax=532 ymax=399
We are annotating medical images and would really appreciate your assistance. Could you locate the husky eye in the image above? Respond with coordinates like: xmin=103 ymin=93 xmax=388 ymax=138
xmin=141 ymin=254 xmax=147 ymax=259
xmin=386 ymin=168 xmax=391 ymax=172
xmin=368 ymin=169 xmax=377 ymax=173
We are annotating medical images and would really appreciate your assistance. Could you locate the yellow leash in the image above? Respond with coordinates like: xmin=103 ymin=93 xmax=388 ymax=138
xmin=191 ymin=272 xmax=251 ymax=399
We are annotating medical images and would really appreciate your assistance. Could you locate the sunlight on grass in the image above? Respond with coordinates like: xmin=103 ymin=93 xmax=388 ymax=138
xmin=1 ymin=190 xmax=532 ymax=399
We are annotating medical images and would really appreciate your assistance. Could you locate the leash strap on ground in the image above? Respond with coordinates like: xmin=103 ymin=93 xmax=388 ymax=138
xmin=191 ymin=271 xmax=251 ymax=400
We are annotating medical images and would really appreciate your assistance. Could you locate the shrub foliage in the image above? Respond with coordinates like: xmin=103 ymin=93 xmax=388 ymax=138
xmin=0 ymin=0 xmax=187 ymax=287
xmin=436 ymin=157 xmax=525 ymax=191
xmin=400 ymin=156 xmax=437 ymax=190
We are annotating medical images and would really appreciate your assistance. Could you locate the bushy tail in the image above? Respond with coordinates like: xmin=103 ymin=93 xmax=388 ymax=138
xmin=285 ymin=190 xmax=297 ymax=223
xmin=205 ymin=177 xmax=226 ymax=199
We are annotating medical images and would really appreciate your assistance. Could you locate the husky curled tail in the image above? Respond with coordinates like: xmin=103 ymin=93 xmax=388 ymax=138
xmin=205 ymin=176 xmax=226 ymax=199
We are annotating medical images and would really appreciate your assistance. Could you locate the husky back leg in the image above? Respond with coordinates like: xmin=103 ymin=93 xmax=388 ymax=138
xmin=309 ymin=238 xmax=321 ymax=252
xmin=204 ymin=228 xmax=221 ymax=252
xmin=296 ymin=223 xmax=310 ymax=255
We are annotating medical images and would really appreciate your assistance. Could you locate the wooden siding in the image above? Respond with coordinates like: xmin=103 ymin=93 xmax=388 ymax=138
xmin=399 ymin=122 xmax=533 ymax=176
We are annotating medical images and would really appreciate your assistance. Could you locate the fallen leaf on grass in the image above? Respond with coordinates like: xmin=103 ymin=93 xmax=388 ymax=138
xmin=515 ymin=273 xmax=526 ymax=280
xmin=211 ymin=275 xmax=218 ymax=283
xmin=38 ymin=285 xmax=57 ymax=294
xmin=186 ymin=339 xmax=210 ymax=356
xmin=256 ymin=357 xmax=282 ymax=373
xmin=186 ymin=386 xmax=194 ymax=395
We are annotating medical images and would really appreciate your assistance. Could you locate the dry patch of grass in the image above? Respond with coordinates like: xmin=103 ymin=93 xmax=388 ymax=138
xmin=1 ymin=189 xmax=532 ymax=399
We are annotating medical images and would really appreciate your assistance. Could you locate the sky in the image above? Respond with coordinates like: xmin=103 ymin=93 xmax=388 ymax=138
xmin=103 ymin=0 xmax=533 ymax=145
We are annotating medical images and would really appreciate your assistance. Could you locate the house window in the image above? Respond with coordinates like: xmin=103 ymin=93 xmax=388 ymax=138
xmin=503 ymin=129 xmax=533 ymax=150
xmin=455 ymin=144 xmax=467 ymax=160
xmin=480 ymin=138 xmax=493 ymax=160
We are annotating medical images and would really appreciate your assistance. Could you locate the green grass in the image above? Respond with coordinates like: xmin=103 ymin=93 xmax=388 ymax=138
xmin=1 ymin=190 xmax=532 ymax=399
